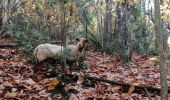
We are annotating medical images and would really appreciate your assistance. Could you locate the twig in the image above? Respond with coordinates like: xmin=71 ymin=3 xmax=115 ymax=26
xmin=144 ymin=87 xmax=152 ymax=100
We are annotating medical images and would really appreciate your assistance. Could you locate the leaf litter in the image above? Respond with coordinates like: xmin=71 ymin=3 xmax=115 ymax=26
xmin=0 ymin=39 xmax=170 ymax=99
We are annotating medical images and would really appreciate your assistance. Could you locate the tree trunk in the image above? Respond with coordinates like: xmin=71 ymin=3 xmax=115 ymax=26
xmin=126 ymin=15 xmax=132 ymax=62
xmin=96 ymin=0 xmax=103 ymax=43
xmin=113 ymin=1 xmax=130 ymax=61
xmin=154 ymin=0 xmax=168 ymax=100
xmin=104 ymin=0 xmax=112 ymax=43
xmin=0 ymin=8 xmax=3 ymax=33
xmin=161 ymin=16 xmax=169 ymax=53
xmin=60 ymin=1 xmax=67 ymax=73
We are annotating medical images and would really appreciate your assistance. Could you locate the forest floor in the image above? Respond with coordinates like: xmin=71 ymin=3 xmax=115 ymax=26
xmin=0 ymin=37 xmax=170 ymax=100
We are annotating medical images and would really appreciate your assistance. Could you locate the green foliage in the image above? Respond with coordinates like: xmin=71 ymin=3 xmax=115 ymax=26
xmin=132 ymin=2 xmax=141 ymax=20
xmin=46 ymin=0 xmax=58 ymax=6
xmin=3 ymin=0 xmax=160 ymax=59
xmin=14 ymin=30 xmax=51 ymax=55
xmin=88 ymin=33 xmax=102 ymax=50
xmin=77 ymin=52 xmax=86 ymax=69
xmin=59 ymin=47 xmax=87 ymax=71
xmin=63 ymin=47 xmax=73 ymax=59
xmin=83 ymin=73 xmax=91 ymax=78
xmin=166 ymin=53 xmax=170 ymax=59
xmin=133 ymin=22 xmax=155 ymax=55
xmin=103 ymin=42 xmax=114 ymax=55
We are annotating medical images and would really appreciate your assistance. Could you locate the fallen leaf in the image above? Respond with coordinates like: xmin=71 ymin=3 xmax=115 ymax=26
xmin=7 ymin=74 xmax=21 ymax=80
xmin=128 ymin=85 xmax=135 ymax=95
xmin=48 ymin=97 xmax=53 ymax=100
xmin=47 ymin=79 xmax=60 ymax=90
xmin=0 ymin=77 xmax=3 ymax=83
xmin=0 ymin=84 xmax=4 ymax=90
xmin=24 ymin=78 xmax=36 ymax=85
xmin=12 ymin=88 xmax=17 ymax=92
xmin=38 ymin=90 xmax=46 ymax=95
xmin=53 ymin=94 xmax=62 ymax=99
xmin=33 ymin=84 xmax=43 ymax=90
xmin=89 ymin=62 xmax=97 ymax=67
xmin=22 ymin=84 xmax=32 ymax=90
xmin=105 ymin=94 xmax=114 ymax=100
xmin=154 ymin=96 xmax=160 ymax=100
xmin=111 ymin=86 xmax=121 ymax=93
xmin=4 ymin=92 xmax=18 ymax=98
xmin=120 ymin=93 xmax=129 ymax=100
xmin=69 ymin=93 xmax=79 ymax=100
xmin=39 ymin=78 xmax=53 ymax=84
xmin=3 ymin=81 xmax=13 ymax=87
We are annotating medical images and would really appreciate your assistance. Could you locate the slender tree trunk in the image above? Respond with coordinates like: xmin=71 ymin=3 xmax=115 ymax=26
xmin=104 ymin=0 xmax=112 ymax=43
xmin=60 ymin=1 xmax=67 ymax=73
xmin=126 ymin=15 xmax=132 ymax=62
xmin=74 ymin=0 xmax=89 ymax=38
xmin=154 ymin=0 xmax=168 ymax=100
xmin=162 ymin=22 xmax=169 ymax=53
xmin=113 ymin=1 xmax=130 ymax=61
xmin=0 ymin=8 xmax=3 ymax=33
xmin=95 ymin=0 xmax=104 ymax=48
xmin=96 ymin=0 xmax=102 ymax=42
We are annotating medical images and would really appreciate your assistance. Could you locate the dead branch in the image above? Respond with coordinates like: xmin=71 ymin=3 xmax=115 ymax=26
xmin=84 ymin=76 xmax=170 ymax=94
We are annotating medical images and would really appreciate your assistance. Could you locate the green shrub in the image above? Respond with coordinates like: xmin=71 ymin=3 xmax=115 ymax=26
xmin=14 ymin=29 xmax=51 ymax=55
xmin=166 ymin=53 xmax=170 ymax=59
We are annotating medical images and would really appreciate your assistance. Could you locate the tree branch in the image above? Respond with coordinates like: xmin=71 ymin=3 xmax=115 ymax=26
xmin=84 ymin=76 xmax=170 ymax=94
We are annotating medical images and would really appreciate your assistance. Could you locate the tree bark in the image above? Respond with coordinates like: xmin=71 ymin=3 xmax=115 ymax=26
xmin=154 ymin=0 xmax=168 ymax=99
xmin=113 ymin=1 xmax=130 ymax=61
xmin=0 ymin=8 xmax=3 ymax=33
xmin=96 ymin=0 xmax=103 ymax=45
xmin=104 ymin=0 xmax=112 ymax=43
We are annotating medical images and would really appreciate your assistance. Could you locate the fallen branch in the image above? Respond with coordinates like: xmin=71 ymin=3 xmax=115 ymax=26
xmin=84 ymin=76 xmax=170 ymax=94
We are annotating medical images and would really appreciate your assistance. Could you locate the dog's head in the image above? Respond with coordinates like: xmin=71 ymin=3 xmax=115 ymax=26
xmin=76 ymin=38 xmax=88 ymax=52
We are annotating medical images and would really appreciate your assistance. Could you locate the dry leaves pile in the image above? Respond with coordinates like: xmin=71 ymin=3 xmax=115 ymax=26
xmin=67 ymin=52 xmax=170 ymax=99
xmin=0 ymin=39 xmax=170 ymax=99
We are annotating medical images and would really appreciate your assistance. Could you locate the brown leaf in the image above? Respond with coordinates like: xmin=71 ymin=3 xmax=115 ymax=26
xmin=3 ymin=81 xmax=13 ymax=87
xmin=120 ymin=93 xmax=129 ymax=100
xmin=69 ymin=93 xmax=79 ymax=100
xmin=24 ymin=78 xmax=36 ymax=85
xmin=22 ymin=84 xmax=32 ymax=90
xmin=105 ymin=94 xmax=114 ymax=100
xmin=89 ymin=62 xmax=97 ymax=67
xmin=154 ymin=96 xmax=161 ymax=100
xmin=128 ymin=85 xmax=135 ymax=95
xmin=8 ymin=74 xmax=21 ymax=80
xmin=33 ymin=84 xmax=43 ymax=90
xmin=12 ymin=88 xmax=17 ymax=92
xmin=38 ymin=78 xmax=53 ymax=84
xmin=47 ymin=79 xmax=60 ymax=90
xmin=38 ymin=90 xmax=46 ymax=95
xmin=0 ymin=84 xmax=4 ymax=90
xmin=4 ymin=92 xmax=17 ymax=98
xmin=111 ymin=86 xmax=121 ymax=93
xmin=75 ymin=16 xmax=80 ymax=21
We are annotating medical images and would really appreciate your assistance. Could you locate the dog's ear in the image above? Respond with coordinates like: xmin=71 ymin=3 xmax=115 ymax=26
xmin=76 ymin=38 xmax=79 ymax=41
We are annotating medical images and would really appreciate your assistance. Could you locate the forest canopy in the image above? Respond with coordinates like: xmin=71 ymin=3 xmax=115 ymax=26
xmin=0 ymin=0 xmax=169 ymax=56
